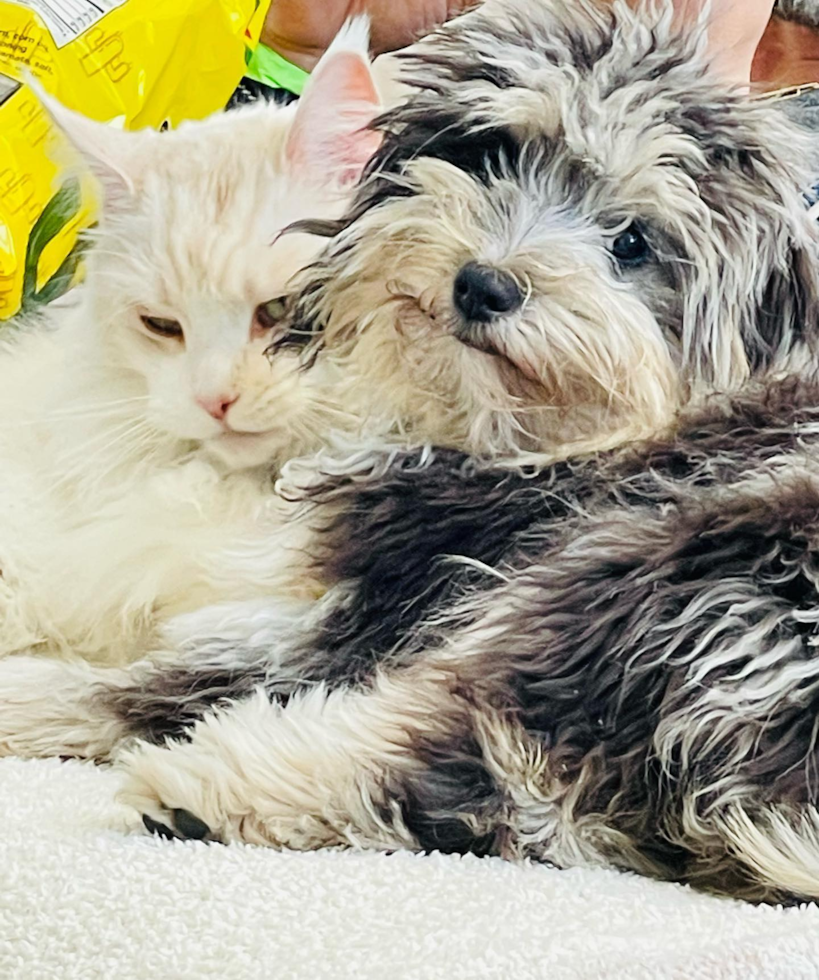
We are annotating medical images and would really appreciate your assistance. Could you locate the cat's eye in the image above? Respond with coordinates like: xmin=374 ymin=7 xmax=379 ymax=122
xmin=255 ymin=297 xmax=288 ymax=332
xmin=610 ymin=224 xmax=650 ymax=267
xmin=140 ymin=315 xmax=184 ymax=340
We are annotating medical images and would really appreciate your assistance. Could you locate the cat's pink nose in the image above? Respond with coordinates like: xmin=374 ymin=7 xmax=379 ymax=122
xmin=197 ymin=393 xmax=238 ymax=421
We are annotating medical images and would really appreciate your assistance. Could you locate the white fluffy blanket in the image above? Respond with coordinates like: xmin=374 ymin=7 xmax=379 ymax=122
xmin=1 ymin=757 xmax=818 ymax=980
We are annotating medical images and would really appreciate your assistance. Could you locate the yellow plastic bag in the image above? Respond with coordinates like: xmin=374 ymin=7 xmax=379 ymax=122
xmin=0 ymin=0 xmax=266 ymax=318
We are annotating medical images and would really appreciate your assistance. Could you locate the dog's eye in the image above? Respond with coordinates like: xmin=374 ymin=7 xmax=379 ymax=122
xmin=255 ymin=297 xmax=288 ymax=331
xmin=610 ymin=225 xmax=650 ymax=267
xmin=140 ymin=315 xmax=184 ymax=340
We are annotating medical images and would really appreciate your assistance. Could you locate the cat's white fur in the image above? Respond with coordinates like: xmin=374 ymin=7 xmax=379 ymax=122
xmin=0 ymin=20 xmax=381 ymax=665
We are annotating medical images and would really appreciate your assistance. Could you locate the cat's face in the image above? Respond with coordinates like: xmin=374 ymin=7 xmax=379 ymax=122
xmin=90 ymin=111 xmax=346 ymax=470
xmin=41 ymin=19 xmax=381 ymax=470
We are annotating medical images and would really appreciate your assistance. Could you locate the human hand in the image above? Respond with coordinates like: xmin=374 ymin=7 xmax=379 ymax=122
xmin=655 ymin=0 xmax=819 ymax=88
xmin=261 ymin=0 xmax=474 ymax=72
xmin=754 ymin=14 xmax=819 ymax=86
xmin=620 ymin=0 xmax=776 ymax=85
xmin=686 ymin=0 xmax=775 ymax=84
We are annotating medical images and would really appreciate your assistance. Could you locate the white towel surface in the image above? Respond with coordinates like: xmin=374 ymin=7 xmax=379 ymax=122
xmin=1 ymin=756 xmax=818 ymax=980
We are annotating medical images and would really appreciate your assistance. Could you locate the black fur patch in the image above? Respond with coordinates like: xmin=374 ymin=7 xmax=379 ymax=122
xmin=370 ymin=102 xmax=521 ymax=187
xmin=294 ymin=451 xmax=583 ymax=684
xmin=99 ymin=663 xmax=266 ymax=744
xmin=398 ymin=717 xmax=504 ymax=857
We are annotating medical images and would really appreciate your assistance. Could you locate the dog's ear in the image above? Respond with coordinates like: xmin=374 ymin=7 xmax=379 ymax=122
xmin=682 ymin=204 xmax=819 ymax=387
xmin=746 ymin=238 xmax=819 ymax=372
xmin=722 ymin=113 xmax=819 ymax=373
xmin=285 ymin=15 xmax=382 ymax=185
xmin=676 ymin=95 xmax=819 ymax=383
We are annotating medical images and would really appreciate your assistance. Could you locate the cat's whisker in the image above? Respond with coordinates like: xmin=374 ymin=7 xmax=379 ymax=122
xmin=43 ymin=401 xmax=151 ymax=423
xmin=54 ymin=414 xmax=144 ymax=454
xmin=75 ymin=433 xmax=161 ymax=496
xmin=0 ymin=397 xmax=153 ymax=429
xmin=49 ymin=395 xmax=151 ymax=411
xmin=37 ymin=418 xmax=157 ymax=499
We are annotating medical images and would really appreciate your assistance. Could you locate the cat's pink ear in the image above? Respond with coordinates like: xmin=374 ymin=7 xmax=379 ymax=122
xmin=285 ymin=16 xmax=382 ymax=185
xmin=28 ymin=76 xmax=146 ymax=209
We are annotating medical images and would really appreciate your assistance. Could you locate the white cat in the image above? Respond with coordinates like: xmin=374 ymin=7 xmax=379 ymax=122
xmin=0 ymin=20 xmax=381 ymax=665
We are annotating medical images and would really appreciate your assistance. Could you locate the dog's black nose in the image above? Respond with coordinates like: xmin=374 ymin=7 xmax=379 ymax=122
xmin=453 ymin=263 xmax=522 ymax=322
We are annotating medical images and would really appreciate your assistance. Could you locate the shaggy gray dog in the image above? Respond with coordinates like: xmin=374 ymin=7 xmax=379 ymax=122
xmin=4 ymin=0 xmax=819 ymax=904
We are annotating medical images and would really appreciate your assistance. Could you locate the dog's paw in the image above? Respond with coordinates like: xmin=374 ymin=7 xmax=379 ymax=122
xmin=116 ymin=738 xmax=282 ymax=846
xmin=142 ymin=808 xmax=216 ymax=842
xmin=117 ymin=740 xmax=233 ymax=842
xmin=115 ymin=691 xmax=366 ymax=852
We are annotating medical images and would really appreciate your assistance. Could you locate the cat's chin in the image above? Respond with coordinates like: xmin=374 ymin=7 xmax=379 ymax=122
xmin=202 ymin=431 xmax=284 ymax=472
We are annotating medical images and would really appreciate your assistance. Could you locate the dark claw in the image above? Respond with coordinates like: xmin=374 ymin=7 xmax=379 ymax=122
xmin=173 ymin=808 xmax=212 ymax=841
xmin=143 ymin=813 xmax=177 ymax=840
